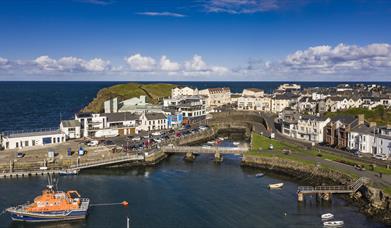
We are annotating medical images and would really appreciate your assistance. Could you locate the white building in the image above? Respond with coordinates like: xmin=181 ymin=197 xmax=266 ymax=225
xmin=104 ymin=97 xmax=118 ymax=113
xmin=348 ymin=124 xmax=375 ymax=154
xmin=237 ymin=96 xmax=271 ymax=111
xmin=242 ymin=88 xmax=264 ymax=97
xmin=60 ymin=120 xmax=81 ymax=139
xmin=171 ymin=86 xmax=199 ymax=98
xmin=199 ymin=87 xmax=231 ymax=109
xmin=373 ymin=127 xmax=391 ymax=159
xmin=277 ymin=83 xmax=301 ymax=91
xmin=295 ymin=115 xmax=330 ymax=143
xmin=1 ymin=129 xmax=66 ymax=150
xmin=271 ymin=93 xmax=299 ymax=113
xmin=75 ymin=113 xmax=107 ymax=138
xmin=138 ymin=112 xmax=168 ymax=131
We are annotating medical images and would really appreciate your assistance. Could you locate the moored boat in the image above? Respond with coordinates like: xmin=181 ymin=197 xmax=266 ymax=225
xmin=59 ymin=169 xmax=79 ymax=176
xmin=323 ymin=220 xmax=344 ymax=227
xmin=321 ymin=213 xmax=334 ymax=220
xmin=6 ymin=185 xmax=89 ymax=222
xmin=255 ymin=173 xmax=264 ymax=178
xmin=268 ymin=183 xmax=284 ymax=189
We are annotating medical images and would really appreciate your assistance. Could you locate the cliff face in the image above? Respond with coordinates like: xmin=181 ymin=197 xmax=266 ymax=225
xmin=241 ymin=155 xmax=391 ymax=225
xmin=82 ymin=83 xmax=177 ymax=113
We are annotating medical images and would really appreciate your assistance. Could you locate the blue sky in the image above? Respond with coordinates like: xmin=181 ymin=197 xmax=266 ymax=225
xmin=0 ymin=0 xmax=391 ymax=81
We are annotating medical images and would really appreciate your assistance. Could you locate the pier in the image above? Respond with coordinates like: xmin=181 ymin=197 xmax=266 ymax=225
xmin=162 ymin=145 xmax=248 ymax=154
xmin=0 ymin=154 xmax=145 ymax=179
xmin=297 ymin=177 xmax=369 ymax=201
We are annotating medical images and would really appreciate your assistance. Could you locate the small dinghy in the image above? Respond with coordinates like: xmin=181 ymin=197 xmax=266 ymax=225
xmin=255 ymin=173 xmax=264 ymax=178
xmin=321 ymin=213 xmax=334 ymax=220
xmin=268 ymin=183 xmax=284 ymax=189
xmin=59 ymin=169 xmax=79 ymax=176
xmin=323 ymin=221 xmax=344 ymax=227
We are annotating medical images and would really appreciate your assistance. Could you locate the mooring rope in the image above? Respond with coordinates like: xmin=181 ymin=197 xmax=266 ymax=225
xmin=90 ymin=201 xmax=129 ymax=207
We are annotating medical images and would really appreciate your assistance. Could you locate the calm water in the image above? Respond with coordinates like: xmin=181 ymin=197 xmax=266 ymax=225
xmin=1 ymin=81 xmax=391 ymax=132
xmin=0 ymin=155 xmax=386 ymax=228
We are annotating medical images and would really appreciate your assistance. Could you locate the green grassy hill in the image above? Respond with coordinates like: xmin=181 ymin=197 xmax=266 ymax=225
xmin=82 ymin=83 xmax=177 ymax=113
xmin=324 ymin=106 xmax=391 ymax=125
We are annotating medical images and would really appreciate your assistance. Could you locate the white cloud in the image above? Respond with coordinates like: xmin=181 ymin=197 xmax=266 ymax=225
xmin=283 ymin=43 xmax=391 ymax=74
xmin=137 ymin=12 xmax=186 ymax=17
xmin=34 ymin=56 xmax=110 ymax=72
xmin=125 ymin=54 xmax=156 ymax=71
xmin=205 ymin=0 xmax=280 ymax=14
xmin=0 ymin=57 xmax=11 ymax=69
xmin=185 ymin=55 xmax=208 ymax=71
xmin=183 ymin=55 xmax=229 ymax=75
xmin=160 ymin=56 xmax=180 ymax=71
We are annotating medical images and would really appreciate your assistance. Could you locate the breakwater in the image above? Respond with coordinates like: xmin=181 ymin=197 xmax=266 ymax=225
xmin=241 ymin=154 xmax=391 ymax=225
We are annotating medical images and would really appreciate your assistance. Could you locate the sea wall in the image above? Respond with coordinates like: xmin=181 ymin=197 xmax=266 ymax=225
xmin=241 ymin=155 xmax=391 ymax=225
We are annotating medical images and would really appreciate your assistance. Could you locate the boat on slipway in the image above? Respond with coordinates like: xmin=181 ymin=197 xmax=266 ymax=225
xmin=6 ymin=184 xmax=89 ymax=222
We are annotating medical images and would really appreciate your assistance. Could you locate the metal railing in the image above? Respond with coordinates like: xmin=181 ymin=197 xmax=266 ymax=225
xmin=2 ymin=128 xmax=60 ymax=137
xmin=70 ymin=154 xmax=144 ymax=169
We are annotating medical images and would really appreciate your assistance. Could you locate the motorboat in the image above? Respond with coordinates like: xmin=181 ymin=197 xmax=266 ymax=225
xmin=268 ymin=183 xmax=284 ymax=189
xmin=255 ymin=173 xmax=264 ymax=178
xmin=6 ymin=185 xmax=89 ymax=222
xmin=321 ymin=213 xmax=334 ymax=220
xmin=59 ymin=169 xmax=79 ymax=176
xmin=323 ymin=221 xmax=344 ymax=227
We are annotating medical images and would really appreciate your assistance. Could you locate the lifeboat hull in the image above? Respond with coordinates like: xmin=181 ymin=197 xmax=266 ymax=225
xmin=9 ymin=210 xmax=87 ymax=222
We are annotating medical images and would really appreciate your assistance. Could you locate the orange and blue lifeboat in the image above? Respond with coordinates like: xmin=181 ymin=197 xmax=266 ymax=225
xmin=6 ymin=185 xmax=89 ymax=222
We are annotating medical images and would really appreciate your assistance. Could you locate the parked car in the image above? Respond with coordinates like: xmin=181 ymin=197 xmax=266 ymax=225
xmin=151 ymin=131 xmax=161 ymax=136
xmin=87 ymin=140 xmax=99 ymax=147
xmin=16 ymin=152 xmax=25 ymax=158
xmin=132 ymin=137 xmax=141 ymax=141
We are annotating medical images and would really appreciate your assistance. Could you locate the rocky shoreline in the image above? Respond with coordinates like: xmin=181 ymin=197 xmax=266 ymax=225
xmin=241 ymin=155 xmax=391 ymax=225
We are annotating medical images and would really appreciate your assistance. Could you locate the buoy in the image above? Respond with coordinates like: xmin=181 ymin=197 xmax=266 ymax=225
xmin=122 ymin=201 xmax=129 ymax=207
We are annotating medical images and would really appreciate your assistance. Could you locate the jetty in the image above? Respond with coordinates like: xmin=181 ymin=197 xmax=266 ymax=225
xmin=297 ymin=177 xmax=369 ymax=201
xmin=1 ymin=154 xmax=144 ymax=179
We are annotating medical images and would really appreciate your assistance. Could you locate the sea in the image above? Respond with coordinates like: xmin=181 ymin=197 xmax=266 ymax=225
xmin=0 ymin=81 xmax=389 ymax=227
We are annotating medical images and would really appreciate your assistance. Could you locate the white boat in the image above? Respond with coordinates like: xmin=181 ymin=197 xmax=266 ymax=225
xmin=323 ymin=221 xmax=344 ymax=227
xmin=268 ymin=183 xmax=284 ymax=189
xmin=207 ymin=141 xmax=215 ymax=145
xmin=233 ymin=142 xmax=240 ymax=146
xmin=255 ymin=173 xmax=264 ymax=178
xmin=321 ymin=213 xmax=334 ymax=220
xmin=218 ymin=137 xmax=225 ymax=141
xmin=59 ymin=169 xmax=79 ymax=176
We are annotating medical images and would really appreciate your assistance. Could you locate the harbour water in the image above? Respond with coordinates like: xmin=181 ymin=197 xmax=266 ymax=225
xmin=0 ymin=155 xmax=386 ymax=227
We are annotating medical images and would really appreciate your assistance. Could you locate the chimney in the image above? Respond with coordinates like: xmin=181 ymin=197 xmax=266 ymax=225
xmin=357 ymin=114 xmax=365 ymax=125
xmin=369 ymin=122 xmax=377 ymax=127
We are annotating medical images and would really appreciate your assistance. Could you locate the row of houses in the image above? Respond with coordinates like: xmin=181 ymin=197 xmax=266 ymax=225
xmin=280 ymin=112 xmax=390 ymax=159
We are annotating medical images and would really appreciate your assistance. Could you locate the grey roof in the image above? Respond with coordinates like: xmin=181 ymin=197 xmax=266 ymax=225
xmin=61 ymin=120 xmax=80 ymax=128
xmin=300 ymin=115 xmax=328 ymax=121
xmin=330 ymin=115 xmax=357 ymax=125
xmin=5 ymin=129 xmax=62 ymax=139
xmin=102 ymin=112 xmax=140 ymax=122
xmin=145 ymin=112 xmax=166 ymax=120
xmin=352 ymin=124 xmax=374 ymax=135
xmin=274 ymin=93 xmax=299 ymax=100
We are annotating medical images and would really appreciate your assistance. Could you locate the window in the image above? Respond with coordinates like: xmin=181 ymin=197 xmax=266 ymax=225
xmin=25 ymin=141 xmax=29 ymax=147
xmin=16 ymin=142 xmax=19 ymax=148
